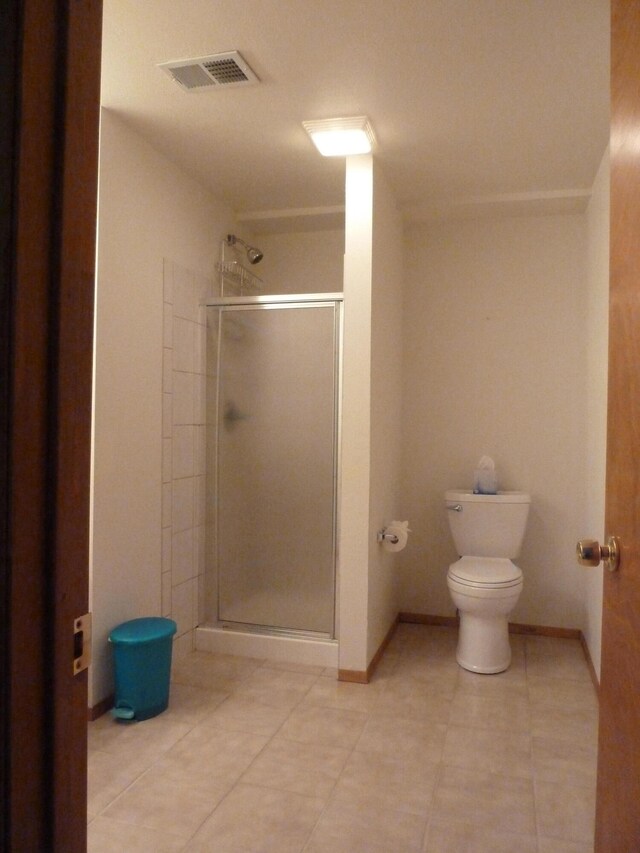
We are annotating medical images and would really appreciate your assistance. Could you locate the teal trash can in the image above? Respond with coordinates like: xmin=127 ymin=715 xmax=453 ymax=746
xmin=108 ymin=617 xmax=177 ymax=721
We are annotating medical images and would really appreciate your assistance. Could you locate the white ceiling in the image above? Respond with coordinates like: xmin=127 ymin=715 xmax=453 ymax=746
xmin=100 ymin=0 xmax=610 ymax=223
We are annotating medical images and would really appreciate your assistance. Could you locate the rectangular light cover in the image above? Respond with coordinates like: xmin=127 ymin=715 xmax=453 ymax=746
xmin=302 ymin=116 xmax=376 ymax=157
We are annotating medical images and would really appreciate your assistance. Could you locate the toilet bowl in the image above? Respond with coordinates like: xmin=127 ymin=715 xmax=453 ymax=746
xmin=445 ymin=490 xmax=530 ymax=674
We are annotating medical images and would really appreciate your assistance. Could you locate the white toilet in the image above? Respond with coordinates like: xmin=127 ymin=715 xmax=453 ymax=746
xmin=445 ymin=490 xmax=530 ymax=674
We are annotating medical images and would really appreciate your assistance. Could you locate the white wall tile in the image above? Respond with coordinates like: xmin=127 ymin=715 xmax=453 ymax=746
xmin=162 ymin=438 xmax=172 ymax=483
xmin=195 ymin=525 xmax=205 ymax=576
xmin=162 ymin=347 xmax=173 ymax=391
xmin=173 ymin=426 xmax=194 ymax=478
xmin=162 ymin=393 xmax=173 ymax=439
xmin=173 ymin=371 xmax=195 ymax=425
xmin=193 ymin=376 xmax=205 ymax=425
xmin=173 ymin=264 xmax=197 ymax=322
xmin=172 ymin=579 xmax=195 ymax=636
xmin=173 ymin=317 xmax=195 ymax=373
xmin=194 ymin=476 xmax=206 ymax=526
xmin=161 ymin=482 xmax=172 ymax=528
xmin=163 ymin=258 xmax=173 ymax=304
xmin=163 ymin=301 xmax=173 ymax=347
xmin=172 ymin=477 xmax=194 ymax=532
xmin=162 ymin=526 xmax=172 ymax=572
xmin=194 ymin=425 xmax=206 ymax=477
xmin=172 ymin=528 xmax=195 ymax=586
xmin=194 ymin=325 xmax=206 ymax=376
xmin=162 ymin=571 xmax=172 ymax=617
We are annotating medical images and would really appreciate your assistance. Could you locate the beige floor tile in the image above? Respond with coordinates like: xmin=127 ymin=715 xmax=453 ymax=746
xmin=528 ymin=676 xmax=598 ymax=713
xmin=431 ymin=766 xmax=537 ymax=836
xmin=391 ymin=654 xmax=460 ymax=687
xmin=88 ymin=815 xmax=188 ymax=852
xmin=102 ymin=755 xmax=227 ymax=837
xmin=305 ymin=800 xmax=427 ymax=853
xmin=279 ymin=703 xmax=368 ymax=749
xmin=538 ymin=838 xmax=594 ymax=853
xmin=367 ymin=650 xmax=401 ymax=683
xmin=302 ymin=675 xmax=384 ymax=713
xmin=526 ymin=654 xmax=592 ymax=682
xmin=232 ymin=666 xmax=318 ymax=709
xmin=525 ymin=636 xmax=586 ymax=660
xmin=532 ymin=735 xmax=598 ymax=786
xmin=535 ymin=779 xmax=596 ymax=843
xmin=530 ymin=704 xmax=599 ymax=744
xmin=356 ymin=713 xmax=447 ymax=763
xmin=87 ymin=748 xmax=156 ymax=818
xmin=198 ymin=694 xmax=291 ymax=736
xmin=450 ymin=691 xmax=531 ymax=733
xmin=161 ymin=682 xmax=229 ymax=726
xmin=374 ymin=676 xmax=453 ymax=722
xmin=165 ymin=725 xmax=269 ymax=784
xmin=331 ymin=748 xmax=439 ymax=816
xmin=456 ymin=665 xmax=527 ymax=696
xmin=423 ymin=817 xmax=538 ymax=853
xmin=442 ymin=724 xmax=533 ymax=779
xmin=172 ymin=650 xmax=263 ymax=690
xmin=240 ymin=735 xmax=350 ymax=798
xmin=183 ymin=783 xmax=325 ymax=852
xmin=88 ymin=713 xmax=192 ymax=761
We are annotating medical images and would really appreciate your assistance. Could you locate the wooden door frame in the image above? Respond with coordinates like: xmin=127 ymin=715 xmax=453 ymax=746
xmin=2 ymin=1 xmax=102 ymax=850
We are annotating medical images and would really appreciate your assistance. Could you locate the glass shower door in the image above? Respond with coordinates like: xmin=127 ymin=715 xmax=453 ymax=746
xmin=215 ymin=302 xmax=338 ymax=635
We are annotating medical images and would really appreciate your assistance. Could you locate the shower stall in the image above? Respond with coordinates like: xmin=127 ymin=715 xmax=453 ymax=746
xmin=198 ymin=291 xmax=342 ymax=663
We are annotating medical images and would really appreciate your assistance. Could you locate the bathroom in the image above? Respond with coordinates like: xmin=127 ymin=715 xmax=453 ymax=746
xmin=90 ymin=0 xmax=609 ymax=714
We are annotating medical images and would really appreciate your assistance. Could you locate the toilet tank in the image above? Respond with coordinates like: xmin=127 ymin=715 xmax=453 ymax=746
xmin=445 ymin=490 xmax=531 ymax=558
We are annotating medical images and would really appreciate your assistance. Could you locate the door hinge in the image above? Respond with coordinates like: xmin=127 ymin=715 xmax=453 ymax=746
xmin=73 ymin=612 xmax=92 ymax=675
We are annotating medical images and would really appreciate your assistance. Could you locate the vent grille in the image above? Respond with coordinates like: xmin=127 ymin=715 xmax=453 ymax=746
xmin=158 ymin=51 xmax=259 ymax=91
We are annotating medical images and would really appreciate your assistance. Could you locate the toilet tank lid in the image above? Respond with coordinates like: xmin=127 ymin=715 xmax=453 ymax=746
xmin=445 ymin=490 xmax=530 ymax=504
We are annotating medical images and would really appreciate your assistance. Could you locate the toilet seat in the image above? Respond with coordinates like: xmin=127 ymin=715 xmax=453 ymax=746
xmin=448 ymin=557 xmax=522 ymax=589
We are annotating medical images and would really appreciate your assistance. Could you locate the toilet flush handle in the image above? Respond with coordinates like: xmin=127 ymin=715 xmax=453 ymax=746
xmin=447 ymin=504 xmax=463 ymax=512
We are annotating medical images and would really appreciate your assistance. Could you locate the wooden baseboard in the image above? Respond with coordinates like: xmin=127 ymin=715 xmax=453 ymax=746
xmin=508 ymin=622 xmax=581 ymax=639
xmin=88 ymin=693 xmax=113 ymax=721
xmin=580 ymin=632 xmax=600 ymax=696
xmin=400 ymin=613 xmax=584 ymax=641
xmin=338 ymin=614 xmax=400 ymax=685
xmin=399 ymin=612 xmax=459 ymax=627
xmin=337 ymin=669 xmax=369 ymax=684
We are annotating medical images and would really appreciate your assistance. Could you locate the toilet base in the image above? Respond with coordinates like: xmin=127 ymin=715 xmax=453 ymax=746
xmin=456 ymin=613 xmax=511 ymax=674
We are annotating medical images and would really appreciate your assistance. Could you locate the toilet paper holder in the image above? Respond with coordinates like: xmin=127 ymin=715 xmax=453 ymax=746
xmin=377 ymin=529 xmax=399 ymax=544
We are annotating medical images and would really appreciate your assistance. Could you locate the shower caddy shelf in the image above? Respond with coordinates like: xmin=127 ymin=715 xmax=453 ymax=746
xmin=216 ymin=259 xmax=263 ymax=296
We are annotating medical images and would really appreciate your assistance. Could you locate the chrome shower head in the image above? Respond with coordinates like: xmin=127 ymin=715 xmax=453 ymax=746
xmin=226 ymin=234 xmax=264 ymax=265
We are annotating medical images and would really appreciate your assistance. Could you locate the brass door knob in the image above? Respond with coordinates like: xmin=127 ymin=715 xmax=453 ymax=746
xmin=576 ymin=536 xmax=620 ymax=572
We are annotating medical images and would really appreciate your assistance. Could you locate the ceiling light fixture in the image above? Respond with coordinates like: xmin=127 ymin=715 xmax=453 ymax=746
xmin=302 ymin=116 xmax=376 ymax=157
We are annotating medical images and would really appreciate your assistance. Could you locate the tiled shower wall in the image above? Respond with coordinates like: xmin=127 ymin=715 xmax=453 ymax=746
xmin=162 ymin=259 xmax=216 ymax=654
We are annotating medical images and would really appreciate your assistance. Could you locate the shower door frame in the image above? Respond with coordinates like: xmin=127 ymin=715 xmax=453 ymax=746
xmin=206 ymin=292 xmax=343 ymax=640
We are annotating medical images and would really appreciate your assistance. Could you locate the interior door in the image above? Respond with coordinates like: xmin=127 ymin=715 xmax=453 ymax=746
xmin=4 ymin=1 xmax=102 ymax=850
xmin=596 ymin=2 xmax=640 ymax=848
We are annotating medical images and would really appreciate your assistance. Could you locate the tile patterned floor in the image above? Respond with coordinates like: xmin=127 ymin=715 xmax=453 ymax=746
xmin=88 ymin=625 xmax=598 ymax=852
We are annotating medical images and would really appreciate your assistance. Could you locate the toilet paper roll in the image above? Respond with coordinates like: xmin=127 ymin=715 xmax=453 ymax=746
xmin=382 ymin=521 xmax=410 ymax=553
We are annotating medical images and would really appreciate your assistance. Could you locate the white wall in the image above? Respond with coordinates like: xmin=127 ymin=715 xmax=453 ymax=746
xmin=367 ymin=161 xmax=404 ymax=660
xmin=583 ymin=148 xmax=609 ymax=678
xmin=255 ymin=230 xmax=344 ymax=294
xmin=338 ymin=155 xmax=373 ymax=672
xmin=400 ymin=213 xmax=587 ymax=629
xmin=339 ymin=155 xmax=403 ymax=672
xmin=91 ymin=110 xmax=236 ymax=705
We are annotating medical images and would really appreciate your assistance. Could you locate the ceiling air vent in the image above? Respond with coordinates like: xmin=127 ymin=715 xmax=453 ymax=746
xmin=158 ymin=51 xmax=259 ymax=92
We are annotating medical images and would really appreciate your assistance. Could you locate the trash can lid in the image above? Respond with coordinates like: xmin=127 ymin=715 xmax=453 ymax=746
xmin=109 ymin=617 xmax=177 ymax=644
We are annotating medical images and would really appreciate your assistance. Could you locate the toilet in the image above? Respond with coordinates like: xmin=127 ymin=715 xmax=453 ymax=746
xmin=445 ymin=490 xmax=530 ymax=674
